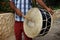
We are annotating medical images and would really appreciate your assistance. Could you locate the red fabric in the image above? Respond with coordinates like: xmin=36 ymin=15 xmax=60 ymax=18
xmin=14 ymin=21 xmax=32 ymax=40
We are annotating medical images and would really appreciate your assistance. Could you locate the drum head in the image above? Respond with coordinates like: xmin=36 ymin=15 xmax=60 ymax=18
xmin=24 ymin=8 xmax=43 ymax=38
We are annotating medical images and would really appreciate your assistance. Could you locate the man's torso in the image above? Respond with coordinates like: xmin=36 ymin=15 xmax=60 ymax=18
xmin=12 ymin=0 xmax=32 ymax=21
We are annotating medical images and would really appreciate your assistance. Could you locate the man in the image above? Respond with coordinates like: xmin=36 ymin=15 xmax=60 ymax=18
xmin=9 ymin=0 xmax=53 ymax=40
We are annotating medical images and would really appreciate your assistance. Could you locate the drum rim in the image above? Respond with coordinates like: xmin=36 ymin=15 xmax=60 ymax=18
xmin=0 ymin=13 xmax=13 ymax=15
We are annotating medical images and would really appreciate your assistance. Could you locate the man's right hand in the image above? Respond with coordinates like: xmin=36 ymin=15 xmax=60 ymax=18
xmin=23 ymin=15 xmax=33 ymax=21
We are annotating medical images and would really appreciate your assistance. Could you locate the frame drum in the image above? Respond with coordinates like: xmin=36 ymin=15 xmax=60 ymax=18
xmin=24 ymin=8 xmax=53 ymax=38
xmin=0 ymin=13 xmax=15 ymax=40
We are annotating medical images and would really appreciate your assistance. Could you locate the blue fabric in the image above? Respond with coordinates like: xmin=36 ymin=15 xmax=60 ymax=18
xmin=11 ymin=0 xmax=32 ymax=21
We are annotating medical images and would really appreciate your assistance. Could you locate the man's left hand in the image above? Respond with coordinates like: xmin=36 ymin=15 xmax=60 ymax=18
xmin=46 ymin=8 xmax=54 ymax=15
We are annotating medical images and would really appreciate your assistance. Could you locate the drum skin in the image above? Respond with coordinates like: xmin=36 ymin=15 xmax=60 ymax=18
xmin=24 ymin=8 xmax=53 ymax=38
xmin=0 ymin=13 xmax=15 ymax=40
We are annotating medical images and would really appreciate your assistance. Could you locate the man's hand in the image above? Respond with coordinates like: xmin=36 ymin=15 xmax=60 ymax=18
xmin=46 ymin=8 xmax=54 ymax=15
xmin=36 ymin=0 xmax=54 ymax=15
xmin=22 ymin=15 xmax=31 ymax=20
xmin=23 ymin=15 xmax=33 ymax=21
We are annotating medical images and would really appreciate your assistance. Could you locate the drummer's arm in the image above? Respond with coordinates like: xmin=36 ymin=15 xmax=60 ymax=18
xmin=36 ymin=0 xmax=49 ymax=10
xmin=9 ymin=0 xmax=23 ymax=16
xmin=36 ymin=0 xmax=54 ymax=15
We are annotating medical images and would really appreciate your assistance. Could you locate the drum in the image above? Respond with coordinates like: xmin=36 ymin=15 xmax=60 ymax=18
xmin=0 ymin=13 xmax=15 ymax=40
xmin=24 ymin=8 xmax=53 ymax=38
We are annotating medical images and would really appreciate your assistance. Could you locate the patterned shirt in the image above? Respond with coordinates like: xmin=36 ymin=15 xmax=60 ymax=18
xmin=11 ymin=0 xmax=32 ymax=21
